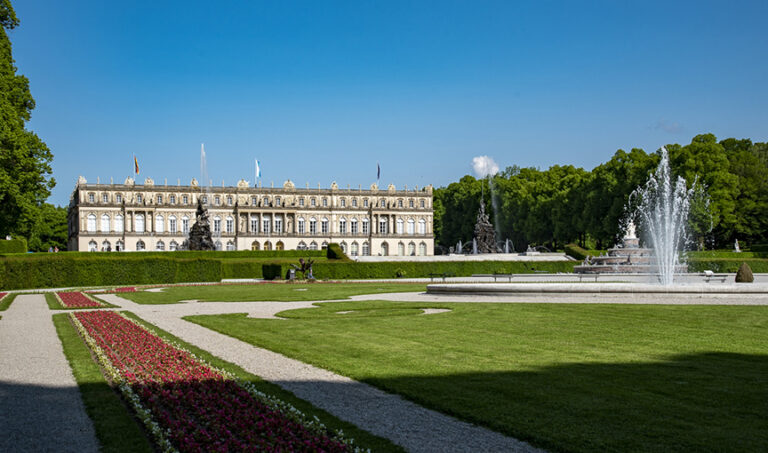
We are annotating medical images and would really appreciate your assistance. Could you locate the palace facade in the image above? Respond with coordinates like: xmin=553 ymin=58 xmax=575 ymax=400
xmin=68 ymin=177 xmax=435 ymax=256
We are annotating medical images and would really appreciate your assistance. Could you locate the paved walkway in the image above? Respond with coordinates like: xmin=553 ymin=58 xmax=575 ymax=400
xmin=0 ymin=295 xmax=99 ymax=453
xmin=100 ymin=294 xmax=542 ymax=453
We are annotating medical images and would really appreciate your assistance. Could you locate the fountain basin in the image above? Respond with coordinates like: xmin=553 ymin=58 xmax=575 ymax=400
xmin=427 ymin=282 xmax=768 ymax=295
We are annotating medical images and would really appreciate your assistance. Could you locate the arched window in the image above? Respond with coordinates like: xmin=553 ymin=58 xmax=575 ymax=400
xmin=251 ymin=241 xmax=260 ymax=251
xmin=381 ymin=242 xmax=389 ymax=256
xmin=87 ymin=214 xmax=97 ymax=232
xmin=321 ymin=218 xmax=329 ymax=234
xmin=182 ymin=216 xmax=190 ymax=234
xmin=419 ymin=242 xmax=427 ymax=256
xmin=339 ymin=217 xmax=347 ymax=234
xmin=297 ymin=241 xmax=307 ymax=250
xmin=155 ymin=215 xmax=164 ymax=233
xmin=418 ymin=219 xmax=426 ymax=235
xmin=398 ymin=242 xmax=405 ymax=256
xmin=156 ymin=240 xmax=165 ymax=251
xmin=379 ymin=218 xmax=387 ymax=234
xmin=215 ymin=240 xmax=222 ymax=251
xmin=88 ymin=240 xmax=98 ymax=252
xmin=100 ymin=214 xmax=110 ymax=232
xmin=226 ymin=241 xmax=235 ymax=251
xmin=309 ymin=217 xmax=317 ymax=234
xmin=362 ymin=241 xmax=370 ymax=256
xmin=350 ymin=242 xmax=359 ymax=256
xmin=136 ymin=240 xmax=146 ymax=251
xmin=350 ymin=218 xmax=358 ymax=234
xmin=135 ymin=214 xmax=145 ymax=233
xmin=101 ymin=240 xmax=111 ymax=251
xmin=226 ymin=216 xmax=234 ymax=233
xmin=116 ymin=240 xmax=124 ymax=252
xmin=264 ymin=241 xmax=272 ymax=251
xmin=213 ymin=216 xmax=221 ymax=233
xmin=407 ymin=219 xmax=415 ymax=235
xmin=115 ymin=214 xmax=124 ymax=233
xmin=396 ymin=219 xmax=404 ymax=235
xmin=297 ymin=217 xmax=305 ymax=234
xmin=169 ymin=240 xmax=178 ymax=251
xmin=408 ymin=242 xmax=416 ymax=256
xmin=169 ymin=215 xmax=177 ymax=233
xmin=340 ymin=241 xmax=347 ymax=253
xmin=321 ymin=241 xmax=328 ymax=250
xmin=309 ymin=241 xmax=318 ymax=250
xmin=275 ymin=241 xmax=284 ymax=250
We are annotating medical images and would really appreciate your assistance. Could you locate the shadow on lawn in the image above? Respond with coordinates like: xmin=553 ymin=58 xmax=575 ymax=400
xmin=276 ymin=351 xmax=768 ymax=453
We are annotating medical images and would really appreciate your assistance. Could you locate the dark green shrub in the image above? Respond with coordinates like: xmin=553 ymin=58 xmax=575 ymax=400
xmin=687 ymin=259 xmax=768 ymax=273
xmin=262 ymin=263 xmax=287 ymax=280
xmin=312 ymin=261 xmax=577 ymax=280
xmin=751 ymin=243 xmax=768 ymax=253
xmin=735 ymin=262 xmax=754 ymax=283
xmin=326 ymin=243 xmax=349 ymax=261
xmin=564 ymin=243 xmax=589 ymax=260
xmin=0 ymin=239 xmax=27 ymax=254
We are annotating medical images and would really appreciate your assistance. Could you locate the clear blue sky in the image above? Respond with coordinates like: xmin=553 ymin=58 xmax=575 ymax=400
xmin=9 ymin=0 xmax=768 ymax=206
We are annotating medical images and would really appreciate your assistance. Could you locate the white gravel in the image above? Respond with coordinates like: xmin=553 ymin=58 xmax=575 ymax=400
xmin=100 ymin=294 xmax=542 ymax=452
xmin=0 ymin=295 xmax=99 ymax=452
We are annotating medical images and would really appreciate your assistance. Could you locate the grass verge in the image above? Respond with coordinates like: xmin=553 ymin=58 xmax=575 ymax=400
xmin=186 ymin=301 xmax=768 ymax=453
xmin=0 ymin=293 xmax=17 ymax=311
xmin=52 ymin=313 xmax=153 ymax=453
xmin=122 ymin=311 xmax=403 ymax=452
xmin=118 ymin=282 xmax=427 ymax=304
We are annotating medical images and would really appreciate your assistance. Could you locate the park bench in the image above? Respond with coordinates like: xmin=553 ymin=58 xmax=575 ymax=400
xmin=702 ymin=270 xmax=728 ymax=283
xmin=578 ymin=273 xmax=600 ymax=282
xmin=428 ymin=272 xmax=455 ymax=282
xmin=471 ymin=273 xmax=515 ymax=282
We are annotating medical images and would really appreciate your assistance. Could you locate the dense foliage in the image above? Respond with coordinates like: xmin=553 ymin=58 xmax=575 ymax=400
xmin=0 ymin=1 xmax=57 ymax=244
xmin=435 ymin=134 xmax=768 ymax=251
xmin=0 ymin=237 xmax=25 ymax=252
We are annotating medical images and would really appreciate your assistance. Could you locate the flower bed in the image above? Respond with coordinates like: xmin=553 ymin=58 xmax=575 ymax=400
xmin=111 ymin=287 xmax=137 ymax=293
xmin=0 ymin=292 xmax=6 ymax=301
xmin=55 ymin=292 xmax=105 ymax=308
xmin=71 ymin=311 xmax=358 ymax=452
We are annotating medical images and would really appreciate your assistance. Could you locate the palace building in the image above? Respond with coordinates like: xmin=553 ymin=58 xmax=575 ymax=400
xmin=67 ymin=176 xmax=435 ymax=256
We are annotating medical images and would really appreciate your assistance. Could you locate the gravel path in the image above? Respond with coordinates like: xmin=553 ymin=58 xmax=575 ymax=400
xmin=0 ymin=295 xmax=99 ymax=453
xmin=100 ymin=294 xmax=542 ymax=452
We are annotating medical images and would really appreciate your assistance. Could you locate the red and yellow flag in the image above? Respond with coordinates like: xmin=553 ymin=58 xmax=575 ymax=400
xmin=134 ymin=156 xmax=139 ymax=175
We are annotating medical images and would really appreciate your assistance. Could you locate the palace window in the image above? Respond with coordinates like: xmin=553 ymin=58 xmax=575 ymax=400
xmin=418 ymin=219 xmax=426 ymax=235
xmin=226 ymin=216 xmax=234 ymax=233
xmin=156 ymin=241 xmax=165 ymax=251
xmin=408 ymin=242 xmax=416 ymax=256
xmin=227 ymin=196 xmax=233 ymax=206
xmin=407 ymin=219 xmax=415 ymax=235
xmin=263 ymin=218 xmax=271 ymax=234
xmin=409 ymin=199 xmax=414 ymax=208
xmin=102 ymin=240 xmax=111 ymax=251
xmin=299 ymin=198 xmax=305 ymax=207
xmin=88 ymin=193 xmax=95 ymax=203
xmin=275 ymin=197 xmax=281 ymax=207
xmin=252 ymin=196 xmax=258 ymax=206
xmin=350 ymin=242 xmax=358 ymax=256
xmin=340 ymin=242 xmax=347 ymax=253
xmin=157 ymin=195 xmax=163 ymax=204
xmin=136 ymin=240 xmax=146 ymax=251
xmin=380 ymin=199 xmax=386 ymax=208
xmin=101 ymin=214 xmax=110 ymax=233
xmin=397 ymin=199 xmax=403 ymax=208
xmin=250 ymin=216 xmax=258 ymax=233
xmin=420 ymin=199 xmax=425 ymax=208
xmin=297 ymin=217 xmax=305 ymax=234
xmin=102 ymin=193 xmax=109 ymax=203
xmin=169 ymin=195 xmax=176 ymax=204
xmin=263 ymin=197 xmax=269 ymax=206
xmin=398 ymin=242 xmax=405 ymax=256
xmin=214 ymin=196 xmax=220 ymax=206
xmin=362 ymin=242 xmax=370 ymax=256
xmin=363 ymin=199 xmax=368 ymax=207
xmin=169 ymin=240 xmax=178 ymax=251
xmin=182 ymin=195 xmax=188 ymax=204
xmin=339 ymin=218 xmax=347 ymax=234
xmin=135 ymin=214 xmax=145 ymax=233
xmin=379 ymin=218 xmax=387 ymax=234
xmin=137 ymin=194 xmax=143 ymax=204
xmin=155 ymin=215 xmax=164 ymax=233
xmin=182 ymin=216 xmax=190 ymax=234
xmin=169 ymin=216 xmax=177 ymax=233
xmin=362 ymin=218 xmax=369 ymax=234
xmin=201 ymin=196 xmax=207 ymax=204
xmin=350 ymin=218 xmax=358 ymax=234
xmin=297 ymin=241 xmax=307 ymax=250
xmin=321 ymin=218 xmax=329 ymax=234
xmin=322 ymin=198 xmax=327 ymax=207
xmin=88 ymin=240 xmax=97 ymax=252
xmin=213 ymin=216 xmax=221 ymax=233
xmin=226 ymin=241 xmax=235 ymax=251
xmin=116 ymin=194 xmax=123 ymax=203
xmin=115 ymin=214 xmax=124 ymax=233
xmin=309 ymin=217 xmax=317 ymax=234
xmin=340 ymin=198 xmax=346 ymax=208
xmin=352 ymin=198 xmax=357 ymax=208
xmin=215 ymin=241 xmax=222 ymax=251
xmin=309 ymin=241 xmax=318 ymax=251
xmin=396 ymin=219 xmax=403 ymax=234
xmin=87 ymin=214 xmax=97 ymax=232
xmin=419 ymin=242 xmax=427 ymax=256
xmin=310 ymin=198 xmax=316 ymax=207
xmin=274 ymin=217 xmax=283 ymax=233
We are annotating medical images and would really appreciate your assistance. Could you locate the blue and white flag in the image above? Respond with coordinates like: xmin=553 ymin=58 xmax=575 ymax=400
xmin=255 ymin=159 xmax=262 ymax=179
xmin=377 ymin=162 xmax=380 ymax=181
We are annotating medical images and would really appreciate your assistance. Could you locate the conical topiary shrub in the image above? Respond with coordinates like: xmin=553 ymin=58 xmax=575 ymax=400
xmin=735 ymin=262 xmax=754 ymax=283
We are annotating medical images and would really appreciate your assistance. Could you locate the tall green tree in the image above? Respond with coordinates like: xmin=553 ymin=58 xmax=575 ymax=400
xmin=0 ymin=0 xmax=55 ymax=239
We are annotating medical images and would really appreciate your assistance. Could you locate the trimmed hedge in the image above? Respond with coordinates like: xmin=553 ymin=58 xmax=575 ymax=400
xmin=564 ymin=243 xmax=589 ymax=260
xmin=0 ymin=239 xmax=27 ymax=254
xmin=0 ymin=249 xmax=325 ymax=260
xmin=686 ymin=258 xmax=768 ymax=273
xmin=0 ymin=255 xmax=221 ymax=290
xmin=262 ymin=264 xmax=284 ymax=280
xmin=326 ymin=243 xmax=350 ymax=261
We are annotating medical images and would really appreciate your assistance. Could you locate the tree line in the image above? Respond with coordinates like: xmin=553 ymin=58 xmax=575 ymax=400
xmin=434 ymin=134 xmax=768 ymax=252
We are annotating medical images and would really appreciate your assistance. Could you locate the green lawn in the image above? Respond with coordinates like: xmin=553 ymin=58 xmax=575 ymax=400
xmin=187 ymin=302 xmax=768 ymax=452
xmin=118 ymin=282 xmax=427 ymax=304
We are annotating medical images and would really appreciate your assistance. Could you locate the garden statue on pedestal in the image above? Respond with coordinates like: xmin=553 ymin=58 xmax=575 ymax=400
xmin=188 ymin=198 xmax=214 ymax=251
xmin=474 ymin=201 xmax=496 ymax=254
xmin=291 ymin=258 xmax=315 ymax=280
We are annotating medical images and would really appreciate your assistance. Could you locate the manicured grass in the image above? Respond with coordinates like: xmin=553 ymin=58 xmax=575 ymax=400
xmin=118 ymin=282 xmax=427 ymax=304
xmin=121 ymin=311 xmax=403 ymax=453
xmin=52 ymin=313 xmax=153 ymax=453
xmin=0 ymin=293 xmax=17 ymax=311
xmin=187 ymin=302 xmax=768 ymax=453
